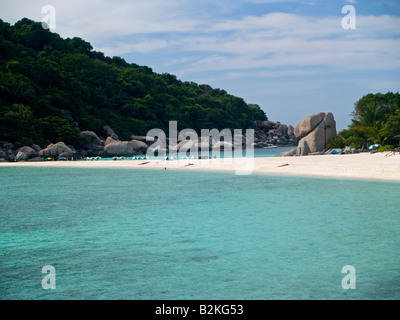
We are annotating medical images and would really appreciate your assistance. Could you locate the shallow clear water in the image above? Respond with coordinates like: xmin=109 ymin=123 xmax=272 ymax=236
xmin=87 ymin=146 xmax=296 ymax=161
xmin=0 ymin=166 xmax=399 ymax=300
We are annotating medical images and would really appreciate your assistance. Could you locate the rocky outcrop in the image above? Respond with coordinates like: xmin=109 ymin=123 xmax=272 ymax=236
xmin=295 ymin=112 xmax=337 ymax=156
xmin=251 ymin=121 xmax=297 ymax=147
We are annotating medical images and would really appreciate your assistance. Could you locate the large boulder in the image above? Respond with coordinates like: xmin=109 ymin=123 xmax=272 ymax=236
xmin=131 ymin=140 xmax=148 ymax=154
xmin=105 ymin=136 xmax=118 ymax=146
xmin=31 ymin=144 xmax=42 ymax=152
xmin=295 ymin=112 xmax=337 ymax=156
xmin=261 ymin=121 xmax=276 ymax=130
xmin=294 ymin=112 xmax=326 ymax=140
xmin=80 ymin=131 xmax=103 ymax=146
xmin=0 ymin=149 xmax=7 ymax=159
xmin=80 ymin=131 xmax=104 ymax=156
xmin=131 ymin=135 xmax=155 ymax=144
xmin=39 ymin=142 xmax=73 ymax=157
xmin=16 ymin=146 xmax=37 ymax=158
xmin=103 ymin=125 xmax=119 ymax=140
xmin=15 ymin=152 xmax=29 ymax=162
xmin=103 ymin=140 xmax=148 ymax=156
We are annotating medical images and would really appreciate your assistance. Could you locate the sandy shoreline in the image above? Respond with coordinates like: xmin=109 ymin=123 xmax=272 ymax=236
xmin=1 ymin=152 xmax=399 ymax=181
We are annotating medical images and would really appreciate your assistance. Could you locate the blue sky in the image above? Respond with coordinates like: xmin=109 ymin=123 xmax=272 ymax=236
xmin=1 ymin=0 xmax=400 ymax=130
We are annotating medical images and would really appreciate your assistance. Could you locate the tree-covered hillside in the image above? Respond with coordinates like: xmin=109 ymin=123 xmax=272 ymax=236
xmin=0 ymin=18 xmax=267 ymax=146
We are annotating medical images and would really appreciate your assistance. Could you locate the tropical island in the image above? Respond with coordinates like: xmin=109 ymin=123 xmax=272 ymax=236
xmin=0 ymin=18 xmax=399 ymax=163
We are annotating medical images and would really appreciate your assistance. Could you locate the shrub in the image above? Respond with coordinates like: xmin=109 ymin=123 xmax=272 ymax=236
xmin=378 ymin=145 xmax=395 ymax=152
xmin=327 ymin=135 xmax=345 ymax=149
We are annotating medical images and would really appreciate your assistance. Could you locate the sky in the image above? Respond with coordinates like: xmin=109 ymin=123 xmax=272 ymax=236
xmin=1 ymin=0 xmax=400 ymax=130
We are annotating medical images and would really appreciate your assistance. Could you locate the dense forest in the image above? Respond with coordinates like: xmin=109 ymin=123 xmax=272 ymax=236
xmin=0 ymin=18 xmax=268 ymax=147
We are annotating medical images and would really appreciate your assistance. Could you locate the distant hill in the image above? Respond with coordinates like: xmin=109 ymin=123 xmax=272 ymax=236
xmin=0 ymin=18 xmax=268 ymax=147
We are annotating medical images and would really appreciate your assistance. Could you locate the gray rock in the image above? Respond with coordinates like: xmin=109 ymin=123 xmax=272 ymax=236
xmin=16 ymin=146 xmax=37 ymax=158
xmin=28 ymin=157 xmax=45 ymax=162
xmin=105 ymin=136 xmax=118 ymax=146
xmin=294 ymin=112 xmax=326 ymax=140
xmin=275 ymin=148 xmax=297 ymax=157
xmin=132 ymin=135 xmax=155 ymax=144
xmin=276 ymin=123 xmax=288 ymax=135
xmin=261 ymin=121 xmax=276 ymax=130
xmin=15 ymin=152 xmax=29 ymax=162
xmin=80 ymin=131 xmax=103 ymax=146
xmin=103 ymin=125 xmax=119 ymax=140
xmin=31 ymin=144 xmax=42 ymax=152
xmin=288 ymin=125 xmax=295 ymax=137
xmin=323 ymin=112 xmax=337 ymax=146
xmin=2 ymin=142 xmax=14 ymax=150
xmin=39 ymin=142 xmax=73 ymax=157
xmin=104 ymin=140 xmax=148 ymax=156
xmin=131 ymin=140 xmax=148 ymax=154
xmin=0 ymin=149 xmax=7 ymax=159
xmin=295 ymin=112 xmax=337 ymax=156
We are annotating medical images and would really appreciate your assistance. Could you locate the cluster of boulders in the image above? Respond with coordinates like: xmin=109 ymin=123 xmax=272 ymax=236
xmin=251 ymin=120 xmax=297 ymax=148
xmin=79 ymin=128 xmax=248 ymax=158
xmin=0 ymin=141 xmax=77 ymax=162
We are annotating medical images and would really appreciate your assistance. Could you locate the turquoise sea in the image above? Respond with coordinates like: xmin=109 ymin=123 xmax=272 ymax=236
xmin=0 ymin=165 xmax=399 ymax=300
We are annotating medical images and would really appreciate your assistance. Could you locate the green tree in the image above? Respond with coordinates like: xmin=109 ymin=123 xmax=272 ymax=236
xmin=349 ymin=92 xmax=400 ymax=145
xmin=0 ymin=103 xmax=35 ymax=143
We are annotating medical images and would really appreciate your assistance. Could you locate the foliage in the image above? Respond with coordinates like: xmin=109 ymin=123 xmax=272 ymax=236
xmin=327 ymin=135 xmax=345 ymax=149
xmin=347 ymin=92 xmax=400 ymax=148
xmin=0 ymin=18 xmax=268 ymax=146
xmin=378 ymin=145 xmax=395 ymax=153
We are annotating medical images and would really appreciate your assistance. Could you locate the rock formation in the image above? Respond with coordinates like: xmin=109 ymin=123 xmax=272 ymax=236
xmin=39 ymin=142 xmax=74 ymax=157
xmin=79 ymin=131 xmax=104 ymax=156
xmin=103 ymin=125 xmax=119 ymax=140
xmin=251 ymin=120 xmax=297 ymax=147
xmin=295 ymin=112 xmax=337 ymax=156
xmin=103 ymin=140 xmax=148 ymax=157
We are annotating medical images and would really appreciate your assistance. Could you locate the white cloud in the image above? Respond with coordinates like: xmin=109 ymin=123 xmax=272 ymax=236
xmin=97 ymin=39 xmax=168 ymax=56
xmin=247 ymin=0 xmax=299 ymax=3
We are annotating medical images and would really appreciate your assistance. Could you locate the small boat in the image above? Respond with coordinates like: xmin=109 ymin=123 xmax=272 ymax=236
xmin=264 ymin=145 xmax=278 ymax=149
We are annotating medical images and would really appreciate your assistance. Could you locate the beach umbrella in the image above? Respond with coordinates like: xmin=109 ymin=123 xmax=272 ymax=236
xmin=368 ymin=144 xmax=380 ymax=150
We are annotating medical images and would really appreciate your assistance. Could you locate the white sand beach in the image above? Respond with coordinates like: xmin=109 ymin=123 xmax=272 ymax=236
xmin=1 ymin=152 xmax=399 ymax=181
